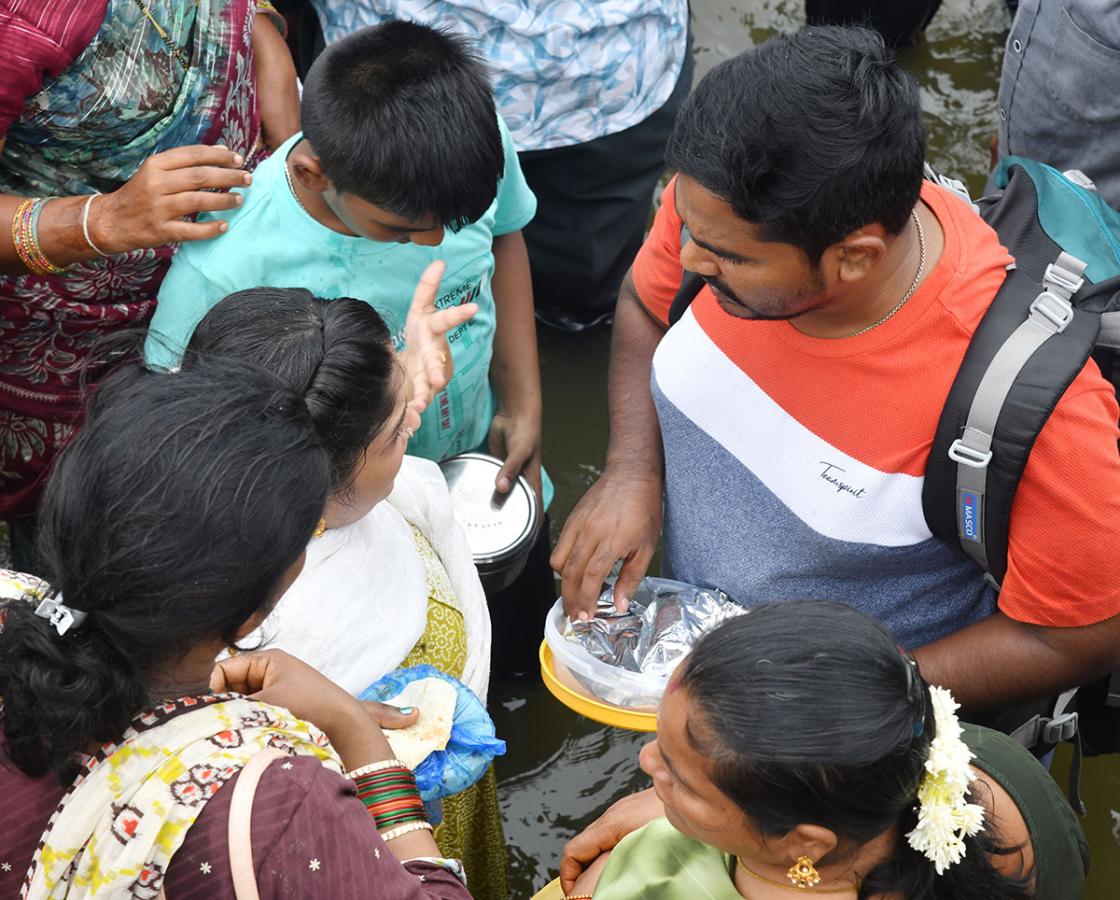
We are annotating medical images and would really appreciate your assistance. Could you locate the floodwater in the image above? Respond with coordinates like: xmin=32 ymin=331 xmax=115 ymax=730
xmin=493 ymin=1 xmax=1120 ymax=897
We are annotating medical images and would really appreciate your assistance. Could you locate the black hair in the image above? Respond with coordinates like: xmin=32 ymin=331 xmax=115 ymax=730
xmin=0 ymin=360 xmax=331 ymax=778
xmin=300 ymin=20 xmax=504 ymax=231
xmin=185 ymin=288 xmax=398 ymax=495
xmin=666 ymin=25 xmax=926 ymax=263
xmin=678 ymin=601 xmax=1034 ymax=900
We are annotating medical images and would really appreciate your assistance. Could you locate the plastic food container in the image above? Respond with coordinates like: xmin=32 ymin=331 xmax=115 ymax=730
xmin=543 ymin=594 xmax=676 ymax=713
xmin=439 ymin=452 xmax=540 ymax=593
xmin=539 ymin=641 xmax=658 ymax=732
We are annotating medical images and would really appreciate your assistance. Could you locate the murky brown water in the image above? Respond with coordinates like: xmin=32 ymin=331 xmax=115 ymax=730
xmin=494 ymin=1 xmax=1120 ymax=896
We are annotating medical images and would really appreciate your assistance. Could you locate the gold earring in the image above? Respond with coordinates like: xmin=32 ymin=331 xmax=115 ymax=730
xmin=313 ymin=518 xmax=327 ymax=538
xmin=788 ymin=856 xmax=821 ymax=889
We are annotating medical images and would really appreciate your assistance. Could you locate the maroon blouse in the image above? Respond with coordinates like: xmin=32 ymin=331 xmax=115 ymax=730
xmin=1 ymin=750 xmax=471 ymax=898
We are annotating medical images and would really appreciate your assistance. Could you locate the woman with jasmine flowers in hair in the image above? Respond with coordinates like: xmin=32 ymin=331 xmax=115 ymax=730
xmin=556 ymin=601 xmax=1088 ymax=900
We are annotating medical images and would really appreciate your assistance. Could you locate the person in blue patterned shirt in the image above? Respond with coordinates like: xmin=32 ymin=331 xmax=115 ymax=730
xmin=304 ymin=0 xmax=693 ymax=331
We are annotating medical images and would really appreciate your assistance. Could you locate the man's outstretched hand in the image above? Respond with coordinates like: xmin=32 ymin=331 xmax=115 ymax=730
xmin=551 ymin=464 xmax=663 ymax=620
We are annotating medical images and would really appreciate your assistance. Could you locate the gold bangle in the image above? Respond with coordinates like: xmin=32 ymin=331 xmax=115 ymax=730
xmin=25 ymin=198 xmax=62 ymax=274
xmin=11 ymin=199 xmax=36 ymax=272
xmin=380 ymin=820 xmax=433 ymax=843
xmin=346 ymin=758 xmax=409 ymax=779
xmin=12 ymin=198 xmax=63 ymax=275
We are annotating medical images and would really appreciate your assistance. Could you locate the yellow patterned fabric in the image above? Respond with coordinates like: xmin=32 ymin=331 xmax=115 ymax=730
xmin=437 ymin=766 xmax=508 ymax=900
xmin=0 ymin=568 xmax=49 ymax=602
xmin=400 ymin=528 xmax=508 ymax=900
xmin=24 ymin=696 xmax=340 ymax=900
xmin=400 ymin=526 xmax=468 ymax=677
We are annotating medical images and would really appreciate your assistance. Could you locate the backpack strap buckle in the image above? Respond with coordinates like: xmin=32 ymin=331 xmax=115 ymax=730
xmin=948 ymin=437 xmax=992 ymax=468
xmin=1029 ymin=290 xmax=1075 ymax=334
xmin=1042 ymin=711 xmax=1080 ymax=744
xmin=1043 ymin=253 xmax=1087 ymax=300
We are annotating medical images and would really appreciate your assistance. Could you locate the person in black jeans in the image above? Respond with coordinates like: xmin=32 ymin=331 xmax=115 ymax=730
xmin=806 ymin=0 xmax=942 ymax=48
xmin=518 ymin=37 xmax=695 ymax=333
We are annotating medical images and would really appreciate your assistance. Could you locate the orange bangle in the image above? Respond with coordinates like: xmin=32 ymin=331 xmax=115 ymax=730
xmin=10 ymin=199 xmax=35 ymax=269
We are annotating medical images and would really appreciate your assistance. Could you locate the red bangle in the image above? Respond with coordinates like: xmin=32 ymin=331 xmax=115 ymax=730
xmin=353 ymin=767 xmax=426 ymax=831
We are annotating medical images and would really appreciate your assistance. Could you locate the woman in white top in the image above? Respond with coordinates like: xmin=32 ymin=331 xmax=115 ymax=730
xmin=183 ymin=272 xmax=508 ymax=899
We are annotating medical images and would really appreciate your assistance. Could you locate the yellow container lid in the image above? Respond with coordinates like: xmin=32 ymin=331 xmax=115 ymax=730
xmin=539 ymin=640 xmax=658 ymax=733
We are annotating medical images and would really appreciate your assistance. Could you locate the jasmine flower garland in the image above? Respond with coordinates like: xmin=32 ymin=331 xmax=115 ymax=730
xmin=905 ymin=686 xmax=986 ymax=874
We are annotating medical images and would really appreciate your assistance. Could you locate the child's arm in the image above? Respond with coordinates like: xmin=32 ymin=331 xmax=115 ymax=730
xmin=488 ymin=229 xmax=543 ymax=502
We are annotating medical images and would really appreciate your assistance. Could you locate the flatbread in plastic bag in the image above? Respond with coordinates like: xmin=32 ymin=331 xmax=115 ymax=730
xmin=381 ymin=677 xmax=457 ymax=769
xmin=360 ymin=664 xmax=506 ymax=810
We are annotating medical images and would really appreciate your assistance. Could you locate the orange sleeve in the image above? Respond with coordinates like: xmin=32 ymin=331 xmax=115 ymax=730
xmin=631 ymin=178 xmax=688 ymax=326
xmin=999 ymin=366 xmax=1120 ymax=627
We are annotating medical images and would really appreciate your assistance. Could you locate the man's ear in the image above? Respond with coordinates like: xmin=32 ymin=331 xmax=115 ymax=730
xmin=289 ymin=150 xmax=332 ymax=194
xmin=826 ymin=228 xmax=888 ymax=286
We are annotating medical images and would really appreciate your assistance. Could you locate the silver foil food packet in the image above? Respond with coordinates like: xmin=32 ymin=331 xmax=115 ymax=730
xmin=565 ymin=578 xmax=745 ymax=683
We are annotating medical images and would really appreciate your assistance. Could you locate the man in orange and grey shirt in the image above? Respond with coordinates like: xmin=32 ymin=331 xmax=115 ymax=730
xmin=551 ymin=26 xmax=1120 ymax=717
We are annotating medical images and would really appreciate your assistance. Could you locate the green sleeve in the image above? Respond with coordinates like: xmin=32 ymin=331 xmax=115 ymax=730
xmin=594 ymin=818 xmax=742 ymax=900
xmin=963 ymin=723 xmax=1089 ymax=899
xmin=491 ymin=114 xmax=537 ymax=236
xmin=144 ymin=251 xmax=232 ymax=370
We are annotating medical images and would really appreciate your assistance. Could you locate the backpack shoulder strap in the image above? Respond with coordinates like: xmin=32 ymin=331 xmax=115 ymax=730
xmin=922 ymin=163 xmax=1108 ymax=584
xmin=668 ymin=269 xmax=705 ymax=326
xmin=667 ymin=195 xmax=706 ymax=328
xmin=940 ymin=254 xmax=1087 ymax=581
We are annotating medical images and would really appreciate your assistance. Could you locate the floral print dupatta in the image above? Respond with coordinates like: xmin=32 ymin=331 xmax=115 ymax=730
xmin=21 ymin=695 xmax=340 ymax=900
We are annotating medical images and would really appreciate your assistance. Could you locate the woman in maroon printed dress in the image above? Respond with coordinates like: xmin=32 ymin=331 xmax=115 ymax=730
xmin=0 ymin=0 xmax=300 ymax=564
xmin=0 ymin=358 xmax=473 ymax=898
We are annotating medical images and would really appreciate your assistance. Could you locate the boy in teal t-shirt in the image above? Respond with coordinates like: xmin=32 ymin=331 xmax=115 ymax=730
xmin=146 ymin=21 xmax=547 ymax=506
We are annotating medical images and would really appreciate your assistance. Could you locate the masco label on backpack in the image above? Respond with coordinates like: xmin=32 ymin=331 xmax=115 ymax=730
xmin=959 ymin=491 xmax=983 ymax=543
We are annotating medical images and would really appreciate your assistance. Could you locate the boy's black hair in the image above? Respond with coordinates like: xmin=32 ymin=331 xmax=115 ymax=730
xmin=667 ymin=25 xmax=926 ymax=263
xmin=301 ymin=20 xmax=504 ymax=231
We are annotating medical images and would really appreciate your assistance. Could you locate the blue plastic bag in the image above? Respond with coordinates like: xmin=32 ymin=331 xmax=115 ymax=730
xmin=359 ymin=665 xmax=506 ymax=810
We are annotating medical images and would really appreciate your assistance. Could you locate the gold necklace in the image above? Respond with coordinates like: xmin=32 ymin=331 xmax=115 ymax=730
xmin=840 ymin=207 xmax=927 ymax=339
xmin=283 ymin=154 xmax=313 ymax=217
xmin=133 ymin=0 xmax=192 ymax=71
xmin=736 ymin=858 xmax=859 ymax=895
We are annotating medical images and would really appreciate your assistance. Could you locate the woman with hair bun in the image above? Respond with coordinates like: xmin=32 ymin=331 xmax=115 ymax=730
xmin=184 ymin=272 xmax=507 ymax=900
xmin=559 ymin=601 xmax=1088 ymax=900
xmin=184 ymin=267 xmax=490 ymax=703
xmin=0 ymin=359 xmax=472 ymax=899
